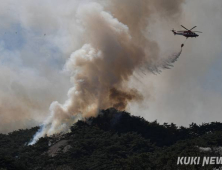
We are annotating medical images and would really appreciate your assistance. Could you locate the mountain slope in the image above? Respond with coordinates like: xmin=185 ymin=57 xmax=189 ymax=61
xmin=1 ymin=108 xmax=222 ymax=170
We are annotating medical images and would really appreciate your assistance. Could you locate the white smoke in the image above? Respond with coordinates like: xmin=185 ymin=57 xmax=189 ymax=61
xmin=29 ymin=1 xmax=184 ymax=144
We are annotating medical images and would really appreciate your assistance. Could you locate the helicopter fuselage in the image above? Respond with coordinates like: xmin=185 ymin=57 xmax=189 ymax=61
xmin=172 ymin=30 xmax=199 ymax=38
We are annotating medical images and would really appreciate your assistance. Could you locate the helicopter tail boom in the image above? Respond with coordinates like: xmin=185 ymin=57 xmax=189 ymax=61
xmin=172 ymin=30 xmax=176 ymax=35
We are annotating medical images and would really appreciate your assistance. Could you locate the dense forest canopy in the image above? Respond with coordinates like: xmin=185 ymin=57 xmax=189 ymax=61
xmin=1 ymin=108 xmax=222 ymax=170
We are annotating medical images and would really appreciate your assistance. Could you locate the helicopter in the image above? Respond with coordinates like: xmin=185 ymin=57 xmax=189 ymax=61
xmin=172 ymin=25 xmax=202 ymax=39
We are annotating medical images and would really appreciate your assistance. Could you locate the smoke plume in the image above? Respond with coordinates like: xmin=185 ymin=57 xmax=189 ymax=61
xmin=29 ymin=0 xmax=184 ymax=144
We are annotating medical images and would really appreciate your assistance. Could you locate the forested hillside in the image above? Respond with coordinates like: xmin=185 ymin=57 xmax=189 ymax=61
xmin=1 ymin=108 xmax=222 ymax=170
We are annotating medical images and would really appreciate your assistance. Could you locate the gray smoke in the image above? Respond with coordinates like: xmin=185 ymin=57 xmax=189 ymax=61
xmin=29 ymin=0 xmax=185 ymax=144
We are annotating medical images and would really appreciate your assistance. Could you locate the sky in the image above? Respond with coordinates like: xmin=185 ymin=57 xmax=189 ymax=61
xmin=0 ymin=0 xmax=222 ymax=133
xmin=130 ymin=0 xmax=222 ymax=126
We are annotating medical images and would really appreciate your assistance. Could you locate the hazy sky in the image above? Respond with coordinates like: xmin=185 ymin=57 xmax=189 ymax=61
xmin=0 ymin=0 xmax=222 ymax=133
xmin=130 ymin=0 xmax=222 ymax=126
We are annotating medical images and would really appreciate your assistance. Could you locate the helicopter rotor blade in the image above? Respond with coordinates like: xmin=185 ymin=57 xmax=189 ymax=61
xmin=189 ymin=26 xmax=197 ymax=31
xmin=181 ymin=25 xmax=189 ymax=31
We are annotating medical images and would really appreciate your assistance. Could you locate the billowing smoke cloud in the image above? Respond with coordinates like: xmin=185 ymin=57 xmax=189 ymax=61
xmin=29 ymin=0 xmax=185 ymax=144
